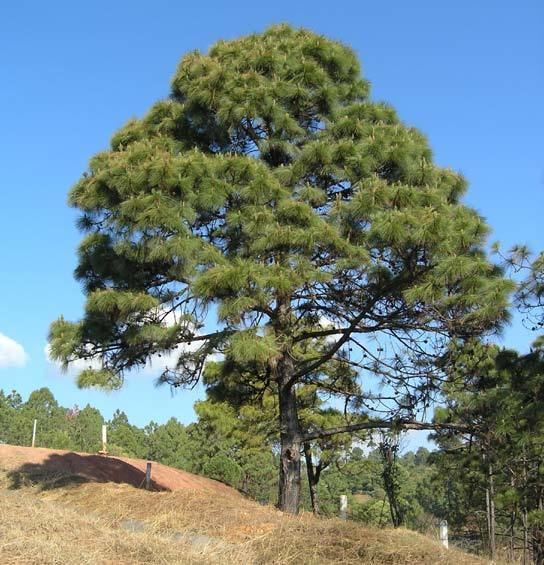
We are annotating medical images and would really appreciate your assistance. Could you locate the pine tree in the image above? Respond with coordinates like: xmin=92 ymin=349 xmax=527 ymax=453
xmin=508 ymin=247 xmax=544 ymax=348
xmin=433 ymin=343 xmax=544 ymax=562
xmin=68 ymin=405 xmax=104 ymax=453
xmin=144 ymin=418 xmax=191 ymax=469
xmin=49 ymin=25 xmax=512 ymax=513
xmin=107 ymin=410 xmax=146 ymax=458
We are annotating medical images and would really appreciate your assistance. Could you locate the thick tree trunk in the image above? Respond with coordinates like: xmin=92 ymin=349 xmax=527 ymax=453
xmin=277 ymin=371 xmax=301 ymax=514
xmin=273 ymin=292 xmax=302 ymax=515
xmin=303 ymin=442 xmax=320 ymax=515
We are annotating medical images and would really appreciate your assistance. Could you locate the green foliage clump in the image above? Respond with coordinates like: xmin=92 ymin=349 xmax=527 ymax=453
xmin=202 ymin=454 xmax=243 ymax=488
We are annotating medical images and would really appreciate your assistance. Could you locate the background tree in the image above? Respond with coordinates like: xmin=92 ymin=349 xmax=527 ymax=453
xmin=107 ymin=410 xmax=146 ymax=458
xmin=378 ymin=432 xmax=404 ymax=527
xmin=432 ymin=341 xmax=544 ymax=563
xmin=503 ymin=246 xmax=544 ymax=342
xmin=49 ymin=25 xmax=512 ymax=513
xmin=186 ymin=394 xmax=277 ymax=499
xmin=21 ymin=388 xmax=72 ymax=449
xmin=0 ymin=390 xmax=25 ymax=445
xmin=144 ymin=417 xmax=191 ymax=468
xmin=67 ymin=404 xmax=104 ymax=453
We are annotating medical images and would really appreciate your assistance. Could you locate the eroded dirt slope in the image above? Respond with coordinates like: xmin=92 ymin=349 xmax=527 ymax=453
xmin=0 ymin=443 xmax=237 ymax=494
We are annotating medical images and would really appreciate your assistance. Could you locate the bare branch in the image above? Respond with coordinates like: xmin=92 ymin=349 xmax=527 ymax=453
xmin=301 ymin=418 xmax=471 ymax=442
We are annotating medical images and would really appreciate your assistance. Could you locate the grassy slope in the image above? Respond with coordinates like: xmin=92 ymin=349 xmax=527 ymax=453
xmin=0 ymin=469 xmax=486 ymax=565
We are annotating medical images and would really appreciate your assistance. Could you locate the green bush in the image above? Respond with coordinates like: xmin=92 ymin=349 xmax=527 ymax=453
xmin=202 ymin=454 xmax=243 ymax=488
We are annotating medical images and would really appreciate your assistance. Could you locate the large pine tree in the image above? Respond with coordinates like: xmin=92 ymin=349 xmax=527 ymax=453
xmin=50 ymin=25 xmax=512 ymax=513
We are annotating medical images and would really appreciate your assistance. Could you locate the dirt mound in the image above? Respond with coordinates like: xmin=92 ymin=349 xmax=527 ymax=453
xmin=0 ymin=444 xmax=237 ymax=495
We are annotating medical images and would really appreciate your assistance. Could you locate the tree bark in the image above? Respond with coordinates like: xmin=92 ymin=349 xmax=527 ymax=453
xmin=533 ymin=491 xmax=544 ymax=565
xmin=523 ymin=505 xmax=529 ymax=565
xmin=277 ymin=368 xmax=301 ymax=514
xmin=509 ymin=470 xmax=516 ymax=563
xmin=273 ymin=292 xmax=302 ymax=515
xmin=303 ymin=442 xmax=320 ymax=515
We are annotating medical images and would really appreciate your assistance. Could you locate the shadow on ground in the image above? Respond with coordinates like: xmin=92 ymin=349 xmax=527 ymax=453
xmin=7 ymin=452 xmax=167 ymax=492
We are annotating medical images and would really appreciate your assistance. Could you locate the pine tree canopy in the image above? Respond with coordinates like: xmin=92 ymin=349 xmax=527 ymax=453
xmin=50 ymin=24 xmax=512 ymax=421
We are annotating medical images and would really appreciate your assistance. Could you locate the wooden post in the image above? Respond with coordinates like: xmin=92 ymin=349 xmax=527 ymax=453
xmin=340 ymin=495 xmax=348 ymax=520
xmin=31 ymin=419 xmax=37 ymax=447
xmin=145 ymin=462 xmax=152 ymax=490
xmin=99 ymin=424 xmax=108 ymax=455
xmin=439 ymin=520 xmax=449 ymax=549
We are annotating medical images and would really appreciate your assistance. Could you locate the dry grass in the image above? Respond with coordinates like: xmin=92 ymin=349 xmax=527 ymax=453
xmin=0 ymin=485 xmax=226 ymax=564
xmin=0 ymin=469 xmax=488 ymax=564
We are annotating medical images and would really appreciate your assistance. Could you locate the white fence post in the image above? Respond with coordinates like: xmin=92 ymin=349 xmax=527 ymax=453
xmin=146 ymin=462 xmax=152 ymax=490
xmin=439 ymin=520 xmax=449 ymax=549
xmin=340 ymin=494 xmax=348 ymax=520
xmin=31 ymin=419 xmax=37 ymax=447
xmin=101 ymin=424 xmax=108 ymax=454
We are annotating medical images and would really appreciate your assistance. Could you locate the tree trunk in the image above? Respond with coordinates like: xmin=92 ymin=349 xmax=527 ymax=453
xmin=303 ymin=442 xmax=320 ymax=515
xmin=509 ymin=472 xmax=516 ymax=563
xmin=485 ymin=459 xmax=496 ymax=561
xmin=533 ymin=491 xmax=544 ymax=565
xmin=275 ymin=346 xmax=301 ymax=514
xmin=533 ymin=528 xmax=544 ymax=565
xmin=523 ymin=506 xmax=529 ymax=565
xmin=273 ymin=291 xmax=302 ymax=515
xmin=523 ymin=452 xmax=529 ymax=565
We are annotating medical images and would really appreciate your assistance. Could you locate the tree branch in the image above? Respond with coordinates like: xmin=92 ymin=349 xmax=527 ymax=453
xmin=301 ymin=419 xmax=471 ymax=442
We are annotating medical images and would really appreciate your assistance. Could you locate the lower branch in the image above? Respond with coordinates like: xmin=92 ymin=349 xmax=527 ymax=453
xmin=302 ymin=419 xmax=470 ymax=442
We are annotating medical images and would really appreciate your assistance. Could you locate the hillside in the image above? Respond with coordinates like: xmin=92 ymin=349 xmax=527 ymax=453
xmin=0 ymin=444 xmax=236 ymax=493
xmin=0 ymin=444 xmax=486 ymax=564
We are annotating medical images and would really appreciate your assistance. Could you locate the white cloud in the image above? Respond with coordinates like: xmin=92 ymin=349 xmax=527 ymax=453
xmin=137 ymin=338 xmax=206 ymax=377
xmin=0 ymin=332 xmax=28 ymax=368
xmin=318 ymin=316 xmax=342 ymax=344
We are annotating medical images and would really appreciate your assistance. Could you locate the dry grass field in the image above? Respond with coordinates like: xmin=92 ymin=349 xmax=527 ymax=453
xmin=0 ymin=445 xmax=487 ymax=564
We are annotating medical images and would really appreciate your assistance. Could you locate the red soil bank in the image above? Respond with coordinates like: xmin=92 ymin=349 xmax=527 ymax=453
xmin=0 ymin=443 xmax=237 ymax=495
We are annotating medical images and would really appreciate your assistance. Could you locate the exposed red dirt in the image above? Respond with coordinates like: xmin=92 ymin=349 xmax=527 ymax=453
xmin=0 ymin=443 xmax=238 ymax=495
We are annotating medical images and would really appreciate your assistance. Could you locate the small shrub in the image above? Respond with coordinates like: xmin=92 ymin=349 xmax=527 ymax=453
xmin=203 ymin=454 xmax=243 ymax=487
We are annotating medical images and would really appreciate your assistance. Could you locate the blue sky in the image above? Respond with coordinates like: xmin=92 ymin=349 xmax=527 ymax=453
xmin=0 ymin=1 xmax=542 ymax=448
